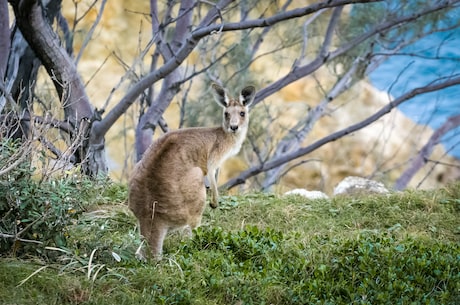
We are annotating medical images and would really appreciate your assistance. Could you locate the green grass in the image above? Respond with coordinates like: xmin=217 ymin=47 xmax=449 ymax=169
xmin=1 ymin=182 xmax=459 ymax=304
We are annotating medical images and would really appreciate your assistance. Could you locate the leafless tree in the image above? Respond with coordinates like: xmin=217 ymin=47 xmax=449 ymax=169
xmin=1 ymin=0 xmax=459 ymax=190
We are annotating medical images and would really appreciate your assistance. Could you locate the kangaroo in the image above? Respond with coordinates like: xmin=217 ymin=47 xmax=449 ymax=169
xmin=128 ymin=83 xmax=256 ymax=256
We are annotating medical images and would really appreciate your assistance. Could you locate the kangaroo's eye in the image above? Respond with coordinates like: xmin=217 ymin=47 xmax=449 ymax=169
xmin=240 ymin=111 xmax=245 ymax=117
xmin=224 ymin=112 xmax=229 ymax=118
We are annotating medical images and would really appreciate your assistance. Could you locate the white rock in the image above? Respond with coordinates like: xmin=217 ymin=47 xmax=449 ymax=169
xmin=284 ymin=189 xmax=329 ymax=200
xmin=333 ymin=176 xmax=389 ymax=196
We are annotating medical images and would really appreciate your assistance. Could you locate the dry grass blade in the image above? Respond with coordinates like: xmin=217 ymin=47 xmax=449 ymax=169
xmin=16 ymin=265 xmax=48 ymax=287
xmin=87 ymin=248 xmax=97 ymax=280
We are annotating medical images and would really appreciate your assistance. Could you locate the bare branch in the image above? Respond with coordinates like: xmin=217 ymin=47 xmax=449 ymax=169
xmin=1 ymin=111 xmax=75 ymax=135
xmin=261 ymin=57 xmax=362 ymax=190
xmin=223 ymin=74 xmax=460 ymax=189
xmin=299 ymin=8 xmax=325 ymax=62
xmin=251 ymin=0 xmax=295 ymax=57
xmin=0 ymin=145 xmax=31 ymax=176
xmin=0 ymin=233 xmax=43 ymax=245
xmin=75 ymin=0 xmax=108 ymax=64
xmin=254 ymin=0 xmax=458 ymax=105
xmin=320 ymin=6 xmax=343 ymax=57
xmin=96 ymin=0 xmax=379 ymax=139
xmin=72 ymin=0 xmax=99 ymax=32
xmin=0 ymin=81 xmax=21 ymax=113
xmin=394 ymin=113 xmax=460 ymax=190
xmin=193 ymin=0 xmax=382 ymax=37
xmin=95 ymin=0 xmax=235 ymax=139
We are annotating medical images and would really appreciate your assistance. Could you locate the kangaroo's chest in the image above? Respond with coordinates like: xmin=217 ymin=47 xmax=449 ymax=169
xmin=210 ymin=133 xmax=245 ymax=169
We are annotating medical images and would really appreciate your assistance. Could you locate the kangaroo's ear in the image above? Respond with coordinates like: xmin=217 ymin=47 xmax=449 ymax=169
xmin=212 ymin=83 xmax=229 ymax=107
xmin=240 ymin=86 xmax=256 ymax=107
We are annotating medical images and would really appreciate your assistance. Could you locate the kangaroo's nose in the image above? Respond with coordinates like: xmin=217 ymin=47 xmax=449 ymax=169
xmin=230 ymin=125 xmax=238 ymax=131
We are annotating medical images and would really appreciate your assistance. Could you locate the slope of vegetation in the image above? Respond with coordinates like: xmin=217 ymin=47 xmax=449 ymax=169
xmin=0 ymin=138 xmax=459 ymax=305
xmin=1 ymin=173 xmax=459 ymax=304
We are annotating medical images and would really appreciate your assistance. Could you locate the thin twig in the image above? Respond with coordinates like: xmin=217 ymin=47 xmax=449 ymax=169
xmin=0 ymin=233 xmax=44 ymax=245
xmin=75 ymin=0 xmax=107 ymax=64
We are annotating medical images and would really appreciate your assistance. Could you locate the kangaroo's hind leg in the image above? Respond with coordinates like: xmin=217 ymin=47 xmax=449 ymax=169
xmin=147 ymin=216 xmax=169 ymax=257
xmin=135 ymin=216 xmax=153 ymax=260
xmin=181 ymin=167 xmax=207 ymax=231
xmin=129 ymin=194 xmax=155 ymax=260
xmin=133 ymin=199 xmax=167 ymax=259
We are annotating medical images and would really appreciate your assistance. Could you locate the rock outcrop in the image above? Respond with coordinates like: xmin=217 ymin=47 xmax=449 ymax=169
xmin=333 ymin=176 xmax=389 ymax=196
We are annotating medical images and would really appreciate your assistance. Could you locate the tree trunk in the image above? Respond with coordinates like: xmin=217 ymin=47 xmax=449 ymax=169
xmin=8 ymin=0 xmax=108 ymax=176
xmin=2 ymin=27 xmax=42 ymax=140
xmin=0 ymin=0 xmax=9 ymax=82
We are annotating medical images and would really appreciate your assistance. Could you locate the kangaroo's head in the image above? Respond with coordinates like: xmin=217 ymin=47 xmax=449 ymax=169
xmin=212 ymin=83 xmax=256 ymax=134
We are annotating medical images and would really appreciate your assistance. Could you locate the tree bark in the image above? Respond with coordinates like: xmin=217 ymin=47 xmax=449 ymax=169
xmin=0 ymin=0 xmax=9 ymax=81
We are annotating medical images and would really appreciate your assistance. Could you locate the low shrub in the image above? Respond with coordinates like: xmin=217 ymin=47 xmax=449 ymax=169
xmin=0 ymin=138 xmax=122 ymax=258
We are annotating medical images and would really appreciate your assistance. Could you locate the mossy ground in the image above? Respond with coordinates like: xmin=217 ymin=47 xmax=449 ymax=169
xmin=1 ymin=182 xmax=459 ymax=304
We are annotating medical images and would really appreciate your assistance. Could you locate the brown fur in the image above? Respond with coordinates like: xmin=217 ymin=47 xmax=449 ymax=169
xmin=128 ymin=83 xmax=256 ymax=256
